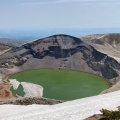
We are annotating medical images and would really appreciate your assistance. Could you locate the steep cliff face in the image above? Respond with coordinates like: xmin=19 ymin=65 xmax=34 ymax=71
xmin=0 ymin=34 xmax=120 ymax=82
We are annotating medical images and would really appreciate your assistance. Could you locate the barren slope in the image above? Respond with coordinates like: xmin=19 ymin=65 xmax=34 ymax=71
xmin=80 ymin=33 xmax=120 ymax=63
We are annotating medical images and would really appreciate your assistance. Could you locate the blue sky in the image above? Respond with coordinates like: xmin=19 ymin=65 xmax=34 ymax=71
xmin=0 ymin=0 xmax=120 ymax=30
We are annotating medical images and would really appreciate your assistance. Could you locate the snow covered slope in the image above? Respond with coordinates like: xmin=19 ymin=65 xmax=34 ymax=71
xmin=0 ymin=90 xmax=120 ymax=120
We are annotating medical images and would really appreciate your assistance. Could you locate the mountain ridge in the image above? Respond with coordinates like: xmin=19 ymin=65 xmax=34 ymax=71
xmin=0 ymin=34 xmax=120 ymax=81
xmin=0 ymin=34 xmax=120 ymax=102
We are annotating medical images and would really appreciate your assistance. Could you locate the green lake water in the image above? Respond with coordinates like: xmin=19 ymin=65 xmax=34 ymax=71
xmin=9 ymin=69 xmax=109 ymax=100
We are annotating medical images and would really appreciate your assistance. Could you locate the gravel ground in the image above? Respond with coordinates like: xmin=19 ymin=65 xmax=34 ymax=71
xmin=0 ymin=90 xmax=120 ymax=120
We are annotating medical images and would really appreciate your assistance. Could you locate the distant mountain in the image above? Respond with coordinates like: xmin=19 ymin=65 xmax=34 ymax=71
xmin=0 ymin=38 xmax=28 ymax=47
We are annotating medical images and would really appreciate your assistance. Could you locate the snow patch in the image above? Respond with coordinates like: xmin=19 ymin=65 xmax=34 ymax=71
xmin=0 ymin=90 xmax=120 ymax=120
xmin=9 ymin=79 xmax=20 ymax=90
xmin=21 ymin=82 xmax=43 ymax=97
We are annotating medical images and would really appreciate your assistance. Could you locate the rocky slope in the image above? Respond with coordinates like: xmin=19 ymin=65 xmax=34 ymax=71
xmin=0 ymin=43 xmax=13 ymax=55
xmin=80 ymin=33 xmax=120 ymax=63
xmin=0 ymin=34 xmax=120 ymax=85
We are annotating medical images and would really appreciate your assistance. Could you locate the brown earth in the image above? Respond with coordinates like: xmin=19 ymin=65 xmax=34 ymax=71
xmin=0 ymin=81 xmax=16 ymax=102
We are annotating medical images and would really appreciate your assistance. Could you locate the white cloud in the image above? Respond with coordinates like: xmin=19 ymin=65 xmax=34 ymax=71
xmin=22 ymin=0 xmax=119 ymax=6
